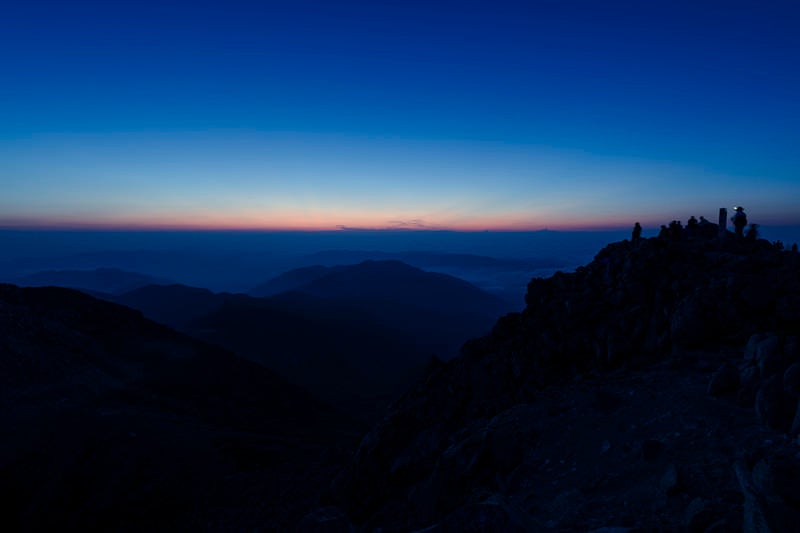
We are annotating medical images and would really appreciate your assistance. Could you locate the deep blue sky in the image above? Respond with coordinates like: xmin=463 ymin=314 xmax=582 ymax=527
xmin=1 ymin=0 xmax=798 ymax=229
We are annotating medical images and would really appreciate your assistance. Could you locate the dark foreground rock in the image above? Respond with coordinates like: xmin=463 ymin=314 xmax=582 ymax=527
xmin=323 ymin=234 xmax=800 ymax=531
xmin=0 ymin=284 xmax=362 ymax=530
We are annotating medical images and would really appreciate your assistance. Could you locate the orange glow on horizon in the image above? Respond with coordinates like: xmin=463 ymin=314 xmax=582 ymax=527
xmin=0 ymin=211 xmax=659 ymax=232
xmin=10 ymin=205 xmax=793 ymax=232
xmin=6 ymin=201 xmax=799 ymax=232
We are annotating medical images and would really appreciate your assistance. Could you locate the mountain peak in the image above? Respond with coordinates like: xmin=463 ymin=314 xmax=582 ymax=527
xmin=325 ymin=233 xmax=800 ymax=530
xmin=251 ymin=259 xmax=507 ymax=314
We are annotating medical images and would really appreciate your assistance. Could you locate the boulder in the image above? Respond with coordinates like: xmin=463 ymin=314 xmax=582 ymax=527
xmin=738 ymin=454 xmax=800 ymax=533
xmin=756 ymin=335 xmax=785 ymax=378
xmin=660 ymin=463 xmax=681 ymax=496
xmin=744 ymin=333 xmax=768 ymax=360
xmin=782 ymin=363 xmax=800 ymax=436
xmin=784 ymin=363 xmax=800 ymax=397
xmin=684 ymin=497 xmax=717 ymax=533
xmin=739 ymin=362 xmax=760 ymax=387
xmin=755 ymin=376 xmax=793 ymax=432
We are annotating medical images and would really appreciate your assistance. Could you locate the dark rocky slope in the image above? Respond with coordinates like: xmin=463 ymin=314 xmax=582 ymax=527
xmin=323 ymin=234 xmax=800 ymax=531
xmin=115 ymin=262 xmax=509 ymax=421
xmin=0 ymin=284 xmax=362 ymax=531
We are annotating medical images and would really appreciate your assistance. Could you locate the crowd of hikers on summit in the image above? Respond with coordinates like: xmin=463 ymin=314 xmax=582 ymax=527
xmin=652 ymin=215 xmax=734 ymax=242
xmin=631 ymin=206 xmax=793 ymax=251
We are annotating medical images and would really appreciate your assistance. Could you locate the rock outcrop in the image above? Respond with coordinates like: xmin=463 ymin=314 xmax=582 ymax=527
xmin=323 ymin=234 xmax=800 ymax=531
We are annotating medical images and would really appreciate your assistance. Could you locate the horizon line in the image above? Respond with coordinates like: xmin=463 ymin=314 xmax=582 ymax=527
xmin=0 ymin=220 xmax=657 ymax=233
xmin=2 ymin=220 xmax=799 ymax=233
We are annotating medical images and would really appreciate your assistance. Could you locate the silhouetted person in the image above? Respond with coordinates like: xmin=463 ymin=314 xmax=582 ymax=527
xmin=668 ymin=220 xmax=683 ymax=242
xmin=658 ymin=225 xmax=669 ymax=241
xmin=631 ymin=222 xmax=642 ymax=243
xmin=686 ymin=216 xmax=698 ymax=239
xmin=745 ymin=223 xmax=759 ymax=242
xmin=732 ymin=206 xmax=747 ymax=239
xmin=697 ymin=216 xmax=716 ymax=239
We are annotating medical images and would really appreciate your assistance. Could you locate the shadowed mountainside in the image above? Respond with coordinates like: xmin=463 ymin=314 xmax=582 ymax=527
xmin=317 ymin=233 xmax=800 ymax=531
xmin=250 ymin=264 xmax=334 ymax=297
xmin=114 ymin=283 xmax=225 ymax=328
xmin=190 ymin=290 xmax=426 ymax=420
xmin=115 ymin=261 xmax=509 ymax=420
xmin=0 ymin=284 xmax=362 ymax=531
xmin=113 ymin=283 xmax=424 ymax=418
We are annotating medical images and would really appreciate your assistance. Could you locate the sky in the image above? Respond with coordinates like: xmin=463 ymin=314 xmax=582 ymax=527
xmin=1 ymin=0 xmax=798 ymax=231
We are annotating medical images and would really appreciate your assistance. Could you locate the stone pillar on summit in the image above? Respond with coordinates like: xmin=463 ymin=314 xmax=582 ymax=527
xmin=718 ymin=208 xmax=727 ymax=239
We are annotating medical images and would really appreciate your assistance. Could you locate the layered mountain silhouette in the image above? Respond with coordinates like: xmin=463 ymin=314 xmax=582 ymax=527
xmin=298 ymin=250 xmax=561 ymax=271
xmin=249 ymin=259 xmax=510 ymax=312
xmin=113 ymin=283 xmax=418 ymax=416
xmin=8 ymin=267 xmax=173 ymax=295
xmin=250 ymin=264 xmax=334 ymax=297
xmin=9 ymin=232 xmax=800 ymax=531
xmin=316 ymin=234 xmax=800 ymax=531
xmin=253 ymin=252 xmax=560 ymax=307
xmin=112 ymin=261 xmax=508 ymax=420
xmin=0 ymin=284 xmax=360 ymax=530
xmin=0 ymin=249 xmax=290 ymax=293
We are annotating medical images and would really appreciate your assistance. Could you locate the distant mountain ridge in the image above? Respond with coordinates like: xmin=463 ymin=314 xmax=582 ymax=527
xmin=282 ymin=251 xmax=568 ymax=306
xmin=112 ymin=261 xmax=509 ymax=420
xmin=9 ymin=267 xmax=173 ymax=295
xmin=250 ymin=260 xmax=509 ymax=314
xmin=250 ymin=264 xmax=337 ymax=297
xmin=300 ymin=250 xmax=564 ymax=270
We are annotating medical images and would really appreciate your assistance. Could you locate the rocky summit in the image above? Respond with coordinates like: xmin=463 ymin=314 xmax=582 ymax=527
xmin=318 ymin=231 xmax=800 ymax=531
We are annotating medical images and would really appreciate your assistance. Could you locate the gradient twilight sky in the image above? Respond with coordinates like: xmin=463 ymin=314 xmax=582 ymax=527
xmin=1 ymin=0 xmax=798 ymax=230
